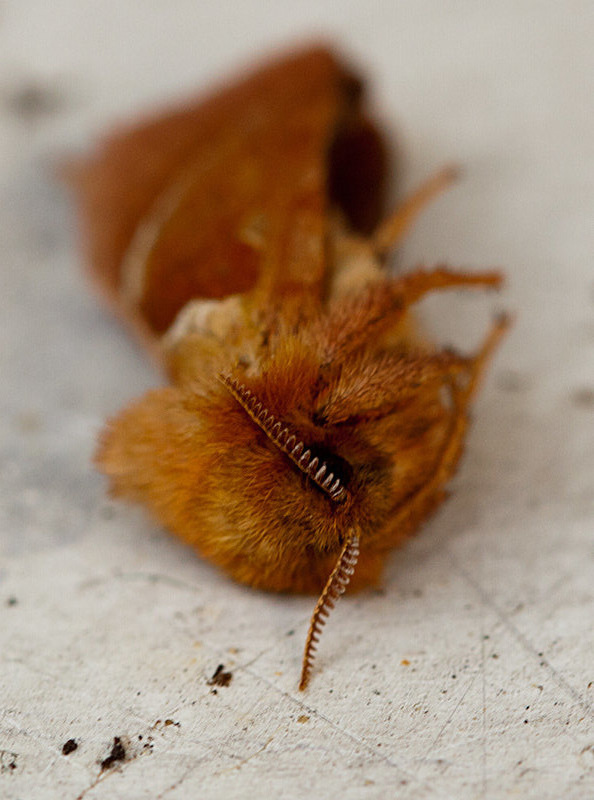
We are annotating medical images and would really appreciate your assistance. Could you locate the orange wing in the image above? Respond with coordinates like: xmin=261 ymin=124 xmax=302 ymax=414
xmin=70 ymin=45 xmax=388 ymax=345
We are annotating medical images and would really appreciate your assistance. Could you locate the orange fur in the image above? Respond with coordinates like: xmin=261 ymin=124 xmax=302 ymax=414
xmin=96 ymin=272 xmax=507 ymax=597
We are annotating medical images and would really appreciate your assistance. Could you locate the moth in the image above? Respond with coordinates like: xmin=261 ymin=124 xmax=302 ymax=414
xmin=71 ymin=45 xmax=508 ymax=690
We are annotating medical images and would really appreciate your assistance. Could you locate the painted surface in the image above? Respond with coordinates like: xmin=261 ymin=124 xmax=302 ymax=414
xmin=1 ymin=2 xmax=593 ymax=797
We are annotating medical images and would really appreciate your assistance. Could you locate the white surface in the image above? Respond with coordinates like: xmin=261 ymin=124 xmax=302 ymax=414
xmin=1 ymin=2 xmax=593 ymax=798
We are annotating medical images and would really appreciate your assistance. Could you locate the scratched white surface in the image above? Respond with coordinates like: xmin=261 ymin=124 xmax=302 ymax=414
xmin=1 ymin=2 xmax=593 ymax=798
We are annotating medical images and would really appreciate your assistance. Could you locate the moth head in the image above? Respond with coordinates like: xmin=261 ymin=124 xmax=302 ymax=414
xmin=216 ymin=291 xmax=458 ymax=560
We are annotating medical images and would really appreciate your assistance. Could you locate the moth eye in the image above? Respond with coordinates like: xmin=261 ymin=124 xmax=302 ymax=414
xmin=308 ymin=444 xmax=354 ymax=493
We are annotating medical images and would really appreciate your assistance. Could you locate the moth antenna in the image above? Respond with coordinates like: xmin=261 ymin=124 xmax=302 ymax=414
xmin=220 ymin=374 xmax=348 ymax=503
xmin=299 ymin=530 xmax=361 ymax=691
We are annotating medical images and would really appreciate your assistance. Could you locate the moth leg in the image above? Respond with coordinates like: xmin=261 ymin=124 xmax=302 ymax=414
xmin=382 ymin=312 xmax=510 ymax=552
xmin=431 ymin=313 xmax=511 ymax=491
xmin=459 ymin=312 xmax=511 ymax=403
xmin=395 ymin=266 xmax=503 ymax=308
xmin=427 ymin=313 xmax=510 ymax=487
xmin=385 ymin=267 xmax=504 ymax=357
xmin=372 ymin=166 xmax=459 ymax=257
xmin=433 ymin=310 xmax=511 ymax=405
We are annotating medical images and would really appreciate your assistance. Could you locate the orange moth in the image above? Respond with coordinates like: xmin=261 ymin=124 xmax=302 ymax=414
xmin=71 ymin=45 xmax=508 ymax=690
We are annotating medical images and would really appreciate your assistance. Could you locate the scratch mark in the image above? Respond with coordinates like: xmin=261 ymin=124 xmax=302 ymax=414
xmin=154 ymin=732 xmax=278 ymax=798
xmin=477 ymin=536 xmax=488 ymax=799
xmin=419 ymin=668 xmax=481 ymax=768
xmin=74 ymin=770 xmax=107 ymax=800
xmin=237 ymin=647 xmax=275 ymax=670
xmin=154 ymin=647 xmax=430 ymax=792
xmin=78 ymin=571 xmax=205 ymax=595
xmin=154 ymin=754 xmax=212 ymax=800
xmin=155 ymin=767 xmax=196 ymax=799
xmin=4 ymin=656 xmax=62 ymax=683
xmin=238 ymin=662 xmax=434 ymax=791
xmin=449 ymin=554 xmax=594 ymax=719
xmin=480 ymin=610 xmax=487 ymax=798
xmin=213 ymin=732 xmax=277 ymax=776
xmin=1 ymin=668 xmax=157 ymax=740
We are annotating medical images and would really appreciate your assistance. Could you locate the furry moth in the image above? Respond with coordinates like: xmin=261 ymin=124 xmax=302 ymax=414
xmin=71 ymin=45 xmax=508 ymax=690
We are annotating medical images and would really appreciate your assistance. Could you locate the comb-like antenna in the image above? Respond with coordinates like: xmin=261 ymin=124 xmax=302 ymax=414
xmin=220 ymin=374 xmax=348 ymax=502
xmin=299 ymin=530 xmax=360 ymax=691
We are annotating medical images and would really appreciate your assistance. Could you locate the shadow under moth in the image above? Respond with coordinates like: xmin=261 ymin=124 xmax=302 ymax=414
xmin=70 ymin=45 xmax=508 ymax=690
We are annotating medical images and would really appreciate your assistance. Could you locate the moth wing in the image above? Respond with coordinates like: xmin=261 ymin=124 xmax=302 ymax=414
xmin=70 ymin=45 xmax=388 ymax=344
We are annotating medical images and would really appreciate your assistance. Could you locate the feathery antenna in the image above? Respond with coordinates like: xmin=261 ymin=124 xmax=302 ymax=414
xmin=299 ymin=530 xmax=360 ymax=690
xmin=221 ymin=374 xmax=348 ymax=502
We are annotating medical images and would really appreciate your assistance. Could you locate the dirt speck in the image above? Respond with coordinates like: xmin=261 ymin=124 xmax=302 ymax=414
xmin=4 ymin=81 xmax=68 ymax=121
xmin=0 ymin=750 xmax=18 ymax=774
xmin=207 ymin=664 xmax=233 ymax=688
xmin=297 ymin=715 xmax=310 ymax=724
xmin=401 ymin=659 xmax=410 ymax=666
xmin=100 ymin=737 xmax=126 ymax=771
xmin=62 ymin=739 xmax=78 ymax=756
xmin=6 ymin=596 xmax=18 ymax=607
xmin=571 ymin=387 xmax=594 ymax=408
